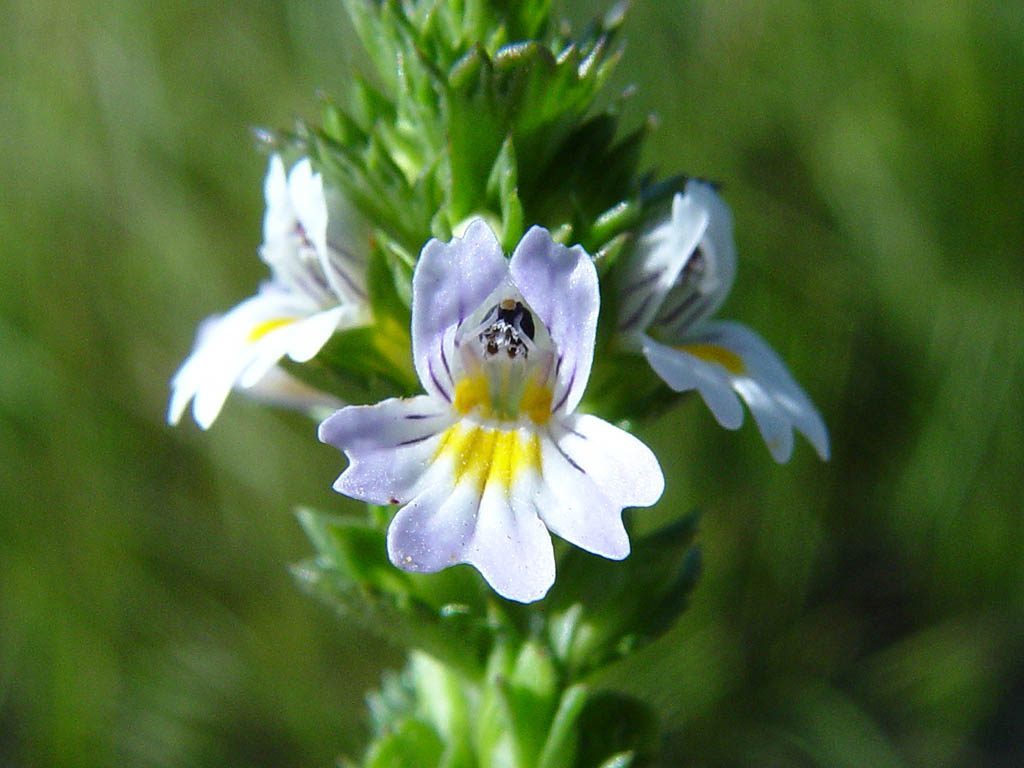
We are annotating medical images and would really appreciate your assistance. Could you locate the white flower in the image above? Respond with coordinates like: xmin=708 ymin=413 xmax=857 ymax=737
xmin=319 ymin=221 xmax=664 ymax=603
xmin=619 ymin=180 xmax=829 ymax=462
xmin=168 ymin=155 xmax=368 ymax=429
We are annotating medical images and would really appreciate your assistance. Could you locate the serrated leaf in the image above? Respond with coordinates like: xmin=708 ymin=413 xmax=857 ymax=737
xmin=340 ymin=0 xmax=404 ymax=93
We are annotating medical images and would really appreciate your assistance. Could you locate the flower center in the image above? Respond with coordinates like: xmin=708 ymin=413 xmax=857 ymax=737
xmin=478 ymin=299 xmax=535 ymax=359
xmin=455 ymin=298 xmax=554 ymax=424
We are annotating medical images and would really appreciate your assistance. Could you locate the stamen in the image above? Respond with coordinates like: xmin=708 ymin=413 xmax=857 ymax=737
xmin=478 ymin=300 xmax=535 ymax=360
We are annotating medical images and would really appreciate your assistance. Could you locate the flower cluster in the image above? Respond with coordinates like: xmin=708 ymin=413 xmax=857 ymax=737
xmin=170 ymin=155 xmax=828 ymax=604
xmin=166 ymin=4 xmax=835 ymax=764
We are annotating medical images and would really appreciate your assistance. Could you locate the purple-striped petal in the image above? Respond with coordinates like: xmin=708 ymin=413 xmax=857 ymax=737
xmin=318 ymin=396 xmax=454 ymax=504
xmin=509 ymin=227 xmax=599 ymax=415
xmin=697 ymin=321 xmax=829 ymax=461
xmin=620 ymin=180 xmax=736 ymax=335
xmin=536 ymin=414 xmax=664 ymax=559
xmin=412 ymin=219 xmax=509 ymax=401
xmin=387 ymin=470 xmax=556 ymax=603
xmin=642 ymin=321 xmax=829 ymax=461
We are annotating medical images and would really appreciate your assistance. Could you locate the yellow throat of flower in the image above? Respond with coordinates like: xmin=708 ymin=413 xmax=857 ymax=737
xmin=453 ymin=372 xmax=553 ymax=425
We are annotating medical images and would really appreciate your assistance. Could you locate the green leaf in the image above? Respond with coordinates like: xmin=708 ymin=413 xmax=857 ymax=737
xmin=506 ymin=641 xmax=560 ymax=765
xmin=293 ymin=509 xmax=490 ymax=678
xmin=485 ymin=136 xmax=524 ymax=249
xmin=340 ymin=0 xmax=404 ymax=94
xmin=544 ymin=514 xmax=702 ymax=675
xmin=410 ymin=652 xmax=476 ymax=767
xmin=365 ymin=718 xmax=445 ymax=768
xmin=444 ymin=46 xmax=505 ymax=224
xmin=535 ymin=684 xmax=589 ymax=768
xmin=573 ymin=692 xmax=658 ymax=768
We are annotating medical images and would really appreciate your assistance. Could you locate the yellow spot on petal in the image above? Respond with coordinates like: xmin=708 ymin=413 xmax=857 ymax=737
xmin=453 ymin=374 xmax=490 ymax=416
xmin=434 ymin=423 xmax=542 ymax=495
xmin=677 ymin=343 xmax=745 ymax=375
xmin=521 ymin=379 xmax=553 ymax=425
xmin=247 ymin=317 xmax=296 ymax=342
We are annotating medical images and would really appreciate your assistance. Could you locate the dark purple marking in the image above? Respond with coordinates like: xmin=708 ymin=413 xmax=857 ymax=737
xmin=623 ymin=270 xmax=661 ymax=294
xmin=326 ymin=250 xmax=367 ymax=300
xmin=620 ymin=292 xmax=653 ymax=332
xmin=551 ymin=367 xmax=575 ymax=413
xmin=563 ymin=423 xmax=586 ymax=440
xmin=656 ymin=292 xmax=703 ymax=329
xmin=397 ymin=432 xmax=437 ymax=447
xmin=440 ymin=341 xmax=453 ymax=384
xmin=404 ymin=413 xmax=436 ymax=420
xmin=552 ymin=437 xmax=585 ymax=474
xmin=429 ymin=358 xmax=452 ymax=402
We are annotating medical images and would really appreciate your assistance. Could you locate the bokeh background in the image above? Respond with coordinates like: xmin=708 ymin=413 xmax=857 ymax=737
xmin=2 ymin=0 xmax=1022 ymax=765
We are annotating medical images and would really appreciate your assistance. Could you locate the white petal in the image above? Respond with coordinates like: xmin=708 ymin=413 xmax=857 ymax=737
xmin=701 ymin=321 xmax=830 ymax=461
xmin=386 ymin=480 xmax=482 ymax=572
xmin=321 ymin=188 xmax=369 ymax=303
xmin=243 ymin=366 xmax=343 ymax=417
xmin=619 ymin=190 xmax=707 ymax=333
xmin=261 ymin=154 xmax=293 ymax=246
xmin=411 ymin=219 xmax=508 ymax=402
xmin=461 ymin=478 xmax=555 ymax=602
xmin=168 ymin=290 xmax=330 ymax=429
xmin=641 ymin=335 xmax=746 ymax=430
xmin=620 ymin=180 xmax=737 ymax=335
xmin=509 ymin=227 xmax=599 ymax=415
xmin=287 ymin=158 xmax=330 ymax=259
xmin=682 ymin=181 xmax=736 ymax=322
xmin=386 ymin=469 xmax=556 ymax=603
xmin=318 ymin=395 xmax=453 ymax=504
xmin=644 ymin=322 xmax=829 ymax=461
xmin=236 ymin=303 xmax=357 ymax=389
xmin=536 ymin=414 xmax=664 ymax=559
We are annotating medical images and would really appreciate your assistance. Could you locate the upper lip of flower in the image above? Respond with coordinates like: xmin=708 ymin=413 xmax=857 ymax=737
xmin=619 ymin=179 xmax=736 ymax=338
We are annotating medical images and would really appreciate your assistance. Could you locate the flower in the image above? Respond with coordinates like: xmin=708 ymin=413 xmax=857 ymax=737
xmin=619 ymin=180 xmax=829 ymax=462
xmin=168 ymin=155 xmax=368 ymax=429
xmin=319 ymin=221 xmax=664 ymax=603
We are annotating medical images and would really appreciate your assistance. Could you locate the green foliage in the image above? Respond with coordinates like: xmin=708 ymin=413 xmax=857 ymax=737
xmin=274 ymin=0 xmax=650 ymax=267
xmin=293 ymin=501 xmax=696 ymax=766
xmin=545 ymin=514 xmax=702 ymax=678
xmin=294 ymin=508 xmax=491 ymax=679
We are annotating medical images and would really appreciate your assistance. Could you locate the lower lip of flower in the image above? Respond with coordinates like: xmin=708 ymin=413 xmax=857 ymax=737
xmin=676 ymin=342 xmax=745 ymax=374
xmin=433 ymin=422 xmax=542 ymax=495
xmin=247 ymin=316 xmax=296 ymax=342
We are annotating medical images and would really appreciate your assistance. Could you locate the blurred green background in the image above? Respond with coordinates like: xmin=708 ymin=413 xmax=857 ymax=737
xmin=2 ymin=0 xmax=1022 ymax=765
